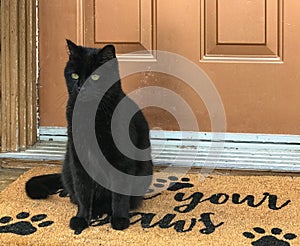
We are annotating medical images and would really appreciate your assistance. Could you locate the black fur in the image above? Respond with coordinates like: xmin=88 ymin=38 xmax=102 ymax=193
xmin=25 ymin=174 xmax=62 ymax=199
xmin=26 ymin=40 xmax=153 ymax=233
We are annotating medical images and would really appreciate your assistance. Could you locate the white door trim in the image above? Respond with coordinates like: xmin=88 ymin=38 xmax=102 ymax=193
xmin=1 ymin=127 xmax=300 ymax=172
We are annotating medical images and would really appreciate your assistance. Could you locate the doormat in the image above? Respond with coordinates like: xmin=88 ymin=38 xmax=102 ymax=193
xmin=0 ymin=167 xmax=299 ymax=246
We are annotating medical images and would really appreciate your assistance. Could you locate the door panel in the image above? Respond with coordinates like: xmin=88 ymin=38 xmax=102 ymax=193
xmin=84 ymin=0 xmax=156 ymax=55
xmin=39 ymin=0 xmax=300 ymax=134
xmin=204 ymin=0 xmax=282 ymax=59
xmin=95 ymin=0 xmax=141 ymax=43
xmin=217 ymin=0 xmax=266 ymax=44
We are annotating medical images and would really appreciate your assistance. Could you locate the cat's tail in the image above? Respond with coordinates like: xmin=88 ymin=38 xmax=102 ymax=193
xmin=25 ymin=173 xmax=63 ymax=199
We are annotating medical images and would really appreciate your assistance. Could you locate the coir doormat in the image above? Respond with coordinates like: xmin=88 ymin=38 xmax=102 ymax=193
xmin=0 ymin=167 xmax=299 ymax=246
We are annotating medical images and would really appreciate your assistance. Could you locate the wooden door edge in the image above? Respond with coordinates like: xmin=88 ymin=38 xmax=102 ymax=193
xmin=1 ymin=0 xmax=37 ymax=152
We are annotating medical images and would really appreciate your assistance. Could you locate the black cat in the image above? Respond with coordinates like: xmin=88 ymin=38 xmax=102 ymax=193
xmin=26 ymin=40 xmax=153 ymax=234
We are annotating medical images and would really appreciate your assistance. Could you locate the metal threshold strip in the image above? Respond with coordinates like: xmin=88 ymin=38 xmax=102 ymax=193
xmin=1 ymin=130 xmax=300 ymax=172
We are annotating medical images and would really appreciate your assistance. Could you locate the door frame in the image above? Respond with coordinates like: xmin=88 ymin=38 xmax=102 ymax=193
xmin=0 ymin=0 xmax=37 ymax=152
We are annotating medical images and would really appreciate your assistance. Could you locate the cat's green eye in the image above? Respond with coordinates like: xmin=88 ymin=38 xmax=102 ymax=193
xmin=91 ymin=74 xmax=100 ymax=81
xmin=71 ymin=73 xmax=79 ymax=80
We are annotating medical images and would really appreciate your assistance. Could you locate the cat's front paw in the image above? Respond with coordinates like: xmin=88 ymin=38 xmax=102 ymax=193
xmin=70 ymin=216 xmax=88 ymax=235
xmin=111 ymin=217 xmax=130 ymax=230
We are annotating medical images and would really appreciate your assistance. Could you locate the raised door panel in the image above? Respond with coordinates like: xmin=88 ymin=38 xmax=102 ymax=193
xmin=202 ymin=0 xmax=283 ymax=61
xmin=83 ymin=0 xmax=156 ymax=56
xmin=217 ymin=0 xmax=266 ymax=44
xmin=95 ymin=0 xmax=140 ymax=43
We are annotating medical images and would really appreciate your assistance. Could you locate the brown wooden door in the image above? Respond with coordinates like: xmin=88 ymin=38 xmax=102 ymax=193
xmin=39 ymin=0 xmax=300 ymax=134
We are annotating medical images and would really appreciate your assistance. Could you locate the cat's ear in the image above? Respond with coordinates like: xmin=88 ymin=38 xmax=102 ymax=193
xmin=66 ymin=39 xmax=80 ymax=57
xmin=99 ymin=45 xmax=116 ymax=60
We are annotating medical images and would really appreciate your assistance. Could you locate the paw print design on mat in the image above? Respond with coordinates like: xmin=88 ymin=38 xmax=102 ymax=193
xmin=145 ymin=176 xmax=194 ymax=199
xmin=0 ymin=212 xmax=54 ymax=236
xmin=165 ymin=176 xmax=194 ymax=191
xmin=146 ymin=176 xmax=194 ymax=193
xmin=243 ymin=227 xmax=297 ymax=245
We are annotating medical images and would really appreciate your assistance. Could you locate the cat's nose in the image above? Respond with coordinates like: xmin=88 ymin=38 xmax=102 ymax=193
xmin=77 ymin=81 xmax=83 ymax=91
xmin=75 ymin=83 xmax=81 ymax=92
